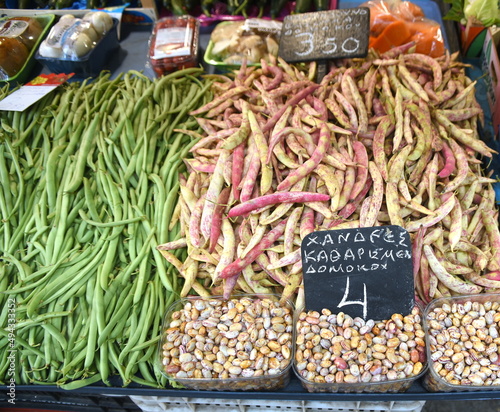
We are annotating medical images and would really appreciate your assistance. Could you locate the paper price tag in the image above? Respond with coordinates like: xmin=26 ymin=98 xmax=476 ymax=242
xmin=0 ymin=73 xmax=73 ymax=112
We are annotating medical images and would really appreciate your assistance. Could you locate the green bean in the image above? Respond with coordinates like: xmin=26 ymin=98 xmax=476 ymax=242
xmin=99 ymin=290 xmax=135 ymax=345
xmin=132 ymin=82 xmax=155 ymax=120
xmin=13 ymin=247 xmax=79 ymax=298
xmin=133 ymin=249 xmax=152 ymax=305
xmin=82 ymin=178 xmax=101 ymax=223
xmin=159 ymin=149 xmax=181 ymax=184
xmin=78 ymin=210 xmax=145 ymax=228
xmin=4 ymin=139 xmax=24 ymax=220
xmin=51 ymin=177 xmax=74 ymax=262
xmin=65 ymin=320 xmax=87 ymax=365
xmin=135 ymin=119 xmax=149 ymax=176
xmin=26 ymin=230 xmax=110 ymax=316
xmin=0 ymin=71 xmax=213 ymax=387
xmin=98 ymin=342 xmax=111 ymax=386
xmin=130 ymin=374 xmax=162 ymax=388
xmin=160 ymin=182 xmax=180 ymax=244
xmin=93 ymin=272 xmax=106 ymax=337
xmin=108 ymin=341 xmax=128 ymax=385
xmin=60 ymin=347 xmax=87 ymax=376
xmin=118 ymin=293 xmax=148 ymax=364
xmin=97 ymin=134 xmax=121 ymax=184
xmin=65 ymin=193 xmax=86 ymax=226
xmin=0 ymin=347 xmax=11 ymax=380
xmin=59 ymin=373 xmax=102 ymax=390
xmin=138 ymin=336 xmax=159 ymax=366
xmin=137 ymin=360 xmax=155 ymax=383
xmin=15 ymin=310 xmax=73 ymax=330
xmin=70 ymin=334 xmax=90 ymax=355
xmin=65 ymin=114 xmax=100 ymax=193
xmin=55 ymin=112 xmax=76 ymax=141
xmin=0 ymin=145 xmax=13 ymax=212
xmin=93 ymin=76 xmax=122 ymax=111
xmin=123 ymin=282 xmax=156 ymax=369
xmin=82 ymin=279 xmax=98 ymax=370
xmin=42 ymin=322 xmax=68 ymax=352
xmin=152 ymin=66 xmax=203 ymax=103
xmin=128 ymin=335 xmax=161 ymax=355
xmin=0 ymin=192 xmax=11 ymax=251
xmin=104 ymin=283 xmax=132 ymax=321
xmin=138 ymin=212 xmax=173 ymax=292
xmin=0 ymin=329 xmax=53 ymax=364
xmin=1 ymin=117 xmax=15 ymax=134
xmin=2 ymin=253 xmax=32 ymax=281
xmin=135 ymin=171 xmax=149 ymax=211
xmin=109 ymin=308 xmax=132 ymax=341
xmin=145 ymin=125 xmax=159 ymax=173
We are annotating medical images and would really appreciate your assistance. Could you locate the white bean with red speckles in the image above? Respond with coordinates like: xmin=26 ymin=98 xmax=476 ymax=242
xmin=295 ymin=307 xmax=425 ymax=384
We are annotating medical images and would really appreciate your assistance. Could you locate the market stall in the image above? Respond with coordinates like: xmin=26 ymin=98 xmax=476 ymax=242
xmin=1 ymin=1 xmax=500 ymax=411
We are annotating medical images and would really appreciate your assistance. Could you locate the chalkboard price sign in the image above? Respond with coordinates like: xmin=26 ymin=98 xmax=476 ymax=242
xmin=301 ymin=226 xmax=414 ymax=320
xmin=278 ymin=8 xmax=370 ymax=63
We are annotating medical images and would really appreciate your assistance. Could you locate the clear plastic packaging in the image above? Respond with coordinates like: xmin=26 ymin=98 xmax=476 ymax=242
xmin=204 ymin=19 xmax=282 ymax=68
xmin=361 ymin=0 xmax=445 ymax=57
xmin=35 ymin=15 xmax=119 ymax=78
xmin=294 ymin=304 xmax=427 ymax=393
xmin=38 ymin=12 xmax=114 ymax=61
xmin=158 ymin=294 xmax=294 ymax=391
xmin=0 ymin=16 xmax=44 ymax=80
xmin=148 ymin=16 xmax=200 ymax=76
xmin=423 ymin=293 xmax=500 ymax=392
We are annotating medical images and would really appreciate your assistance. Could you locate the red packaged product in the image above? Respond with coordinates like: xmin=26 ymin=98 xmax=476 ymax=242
xmin=148 ymin=16 xmax=199 ymax=76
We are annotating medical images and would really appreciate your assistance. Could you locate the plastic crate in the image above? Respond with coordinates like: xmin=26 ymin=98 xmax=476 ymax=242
xmin=129 ymin=396 xmax=426 ymax=412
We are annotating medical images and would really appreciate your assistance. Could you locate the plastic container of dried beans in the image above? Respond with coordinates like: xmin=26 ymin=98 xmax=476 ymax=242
xmin=148 ymin=15 xmax=200 ymax=76
xmin=293 ymin=304 xmax=428 ymax=393
xmin=423 ymin=293 xmax=500 ymax=392
xmin=158 ymin=294 xmax=295 ymax=391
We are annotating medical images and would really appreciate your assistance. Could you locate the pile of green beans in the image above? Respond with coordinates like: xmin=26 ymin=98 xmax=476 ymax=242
xmin=0 ymin=68 xmax=212 ymax=388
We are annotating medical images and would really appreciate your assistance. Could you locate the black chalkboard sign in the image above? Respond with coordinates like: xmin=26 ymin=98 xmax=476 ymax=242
xmin=278 ymin=8 xmax=370 ymax=63
xmin=301 ymin=226 xmax=414 ymax=320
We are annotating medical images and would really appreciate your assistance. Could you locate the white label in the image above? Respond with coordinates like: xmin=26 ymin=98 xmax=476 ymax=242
xmin=242 ymin=18 xmax=282 ymax=34
xmin=153 ymin=27 xmax=192 ymax=60
xmin=0 ymin=20 xmax=28 ymax=38
xmin=0 ymin=85 xmax=59 ymax=112
xmin=47 ymin=21 xmax=77 ymax=48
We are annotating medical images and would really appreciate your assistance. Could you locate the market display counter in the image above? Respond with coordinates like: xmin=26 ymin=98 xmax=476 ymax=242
xmin=1 ymin=1 xmax=500 ymax=411
xmin=2 ymin=375 xmax=500 ymax=402
xmin=7 ymin=374 xmax=500 ymax=400
xmin=3 ymin=379 xmax=499 ymax=412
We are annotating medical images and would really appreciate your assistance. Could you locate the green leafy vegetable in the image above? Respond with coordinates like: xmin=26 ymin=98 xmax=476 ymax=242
xmin=444 ymin=0 xmax=500 ymax=27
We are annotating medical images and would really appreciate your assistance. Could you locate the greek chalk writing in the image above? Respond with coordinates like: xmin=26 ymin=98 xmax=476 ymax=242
xmin=302 ymin=225 xmax=414 ymax=320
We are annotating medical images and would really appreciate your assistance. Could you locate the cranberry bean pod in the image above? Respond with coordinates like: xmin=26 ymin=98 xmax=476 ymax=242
xmin=423 ymin=245 xmax=482 ymax=294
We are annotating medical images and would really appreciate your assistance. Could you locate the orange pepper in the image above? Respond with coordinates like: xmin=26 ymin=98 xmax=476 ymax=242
xmin=370 ymin=14 xmax=398 ymax=37
xmin=369 ymin=20 xmax=412 ymax=54
xmin=407 ymin=21 xmax=445 ymax=57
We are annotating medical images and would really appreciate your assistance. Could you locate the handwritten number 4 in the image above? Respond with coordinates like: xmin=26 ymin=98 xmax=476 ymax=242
xmin=338 ymin=277 xmax=368 ymax=319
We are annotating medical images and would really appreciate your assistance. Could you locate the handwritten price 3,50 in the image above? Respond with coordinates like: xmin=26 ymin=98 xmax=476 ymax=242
xmin=293 ymin=32 xmax=361 ymax=57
